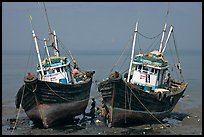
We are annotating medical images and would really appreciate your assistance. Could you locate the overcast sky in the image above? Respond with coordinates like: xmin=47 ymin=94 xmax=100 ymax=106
xmin=2 ymin=2 xmax=202 ymax=53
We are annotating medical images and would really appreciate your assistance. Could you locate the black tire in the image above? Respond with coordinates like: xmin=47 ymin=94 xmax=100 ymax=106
xmin=24 ymin=76 xmax=38 ymax=85
xmin=156 ymin=92 xmax=166 ymax=102
xmin=108 ymin=72 xmax=122 ymax=82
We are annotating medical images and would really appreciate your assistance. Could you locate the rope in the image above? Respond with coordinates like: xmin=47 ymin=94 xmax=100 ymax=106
xmin=44 ymin=82 xmax=72 ymax=101
xmin=143 ymin=34 xmax=162 ymax=54
xmin=57 ymin=38 xmax=87 ymax=73
xmin=137 ymin=31 xmax=163 ymax=40
xmin=167 ymin=39 xmax=179 ymax=80
xmin=125 ymin=82 xmax=177 ymax=134
xmin=11 ymin=85 xmax=26 ymax=135
xmin=118 ymin=49 xmax=130 ymax=73
xmin=172 ymin=32 xmax=184 ymax=81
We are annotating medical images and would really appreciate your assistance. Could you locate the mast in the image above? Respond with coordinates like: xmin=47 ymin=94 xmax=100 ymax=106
xmin=161 ymin=25 xmax=173 ymax=53
xmin=44 ymin=38 xmax=52 ymax=64
xmin=127 ymin=22 xmax=138 ymax=82
xmin=32 ymin=30 xmax=44 ymax=76
xmin=53 ymin=30 xmax=59 ymax=56
xmin=159 ymin=23 xmax=167 ymax=52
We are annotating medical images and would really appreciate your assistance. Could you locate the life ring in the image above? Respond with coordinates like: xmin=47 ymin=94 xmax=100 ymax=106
xmin=108 ymin=71 xmax=122 ymax=82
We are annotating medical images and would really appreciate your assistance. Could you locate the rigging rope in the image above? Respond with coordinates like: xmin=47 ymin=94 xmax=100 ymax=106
xmin=167 ymin=39 xmax=179 ymax=80
xmin=108 ymin=43 xmax=131 ymax=76
xmin=57 ymin=38 xmax=87 ymax=73
xmin=172 ymin=32 xmax=184 ymax=81
xmin=137 ymin=31 xmax=163 ymax=40
xmin=143 ymin=33 xmax=162 ymax=53
xmin=11 ymin=85 xmax=26 ymax=135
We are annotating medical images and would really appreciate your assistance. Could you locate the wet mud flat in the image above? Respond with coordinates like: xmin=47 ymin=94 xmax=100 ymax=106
xmin=2 ymin=102 xmax=202 ymax=135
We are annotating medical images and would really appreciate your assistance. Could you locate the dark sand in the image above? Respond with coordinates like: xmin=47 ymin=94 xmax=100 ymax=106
xmin=2 ymin=99 xmax=202 ymax=135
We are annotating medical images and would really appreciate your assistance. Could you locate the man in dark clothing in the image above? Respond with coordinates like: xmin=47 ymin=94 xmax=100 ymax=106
xmin=90 ymin=98 xmax=96 ymax=118
xmin=90 ymin=98 xmax=96 ymax=124
xmin=80 ymin=98 xmax=96 ymax=124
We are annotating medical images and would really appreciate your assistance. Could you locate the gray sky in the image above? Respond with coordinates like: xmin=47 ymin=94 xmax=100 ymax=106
xmin=2 ymin=2 xmax=202 ymax=52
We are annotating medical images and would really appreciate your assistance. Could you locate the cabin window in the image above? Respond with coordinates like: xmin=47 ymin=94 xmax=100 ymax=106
xmin=155 ymin=69 xmax=158 ymax=74
xmin=61 ymin=67 xmax=65 ymax=72
xmin=143 ymin=66 xmax=148 ymax=72
xmin=44 ymin=71 xmax=47 ymax=75
xmin=135 ymin=65 xmax=138 ymax=70
xmin=56 ymin=68 xmax=60 ymax=72
xmin=138 ymin=65 xmax=142 ymax=71
xmin=49 ymin=68 xmax=54 ymax=74
xmin=146 ymin=74 xmax=150 ymax=83
xmin=151 ymin=68 xmax=154 ymax=73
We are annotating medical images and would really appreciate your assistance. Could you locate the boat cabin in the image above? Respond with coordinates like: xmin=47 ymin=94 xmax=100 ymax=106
xmin=36 ymin=56 xmax=76 ymax=84
xmin=130 ymin=50 xmax=170 ymax=92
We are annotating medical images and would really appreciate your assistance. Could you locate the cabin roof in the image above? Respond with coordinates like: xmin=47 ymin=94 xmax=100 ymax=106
xmin=37 ymin=56 xmax=70 ymax=69
xmin=133 ymin=50 xmax=168 ymax=68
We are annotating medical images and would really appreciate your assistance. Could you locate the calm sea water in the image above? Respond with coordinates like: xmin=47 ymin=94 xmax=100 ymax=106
xmin=2 ymin=48 xmax=202 ymax=108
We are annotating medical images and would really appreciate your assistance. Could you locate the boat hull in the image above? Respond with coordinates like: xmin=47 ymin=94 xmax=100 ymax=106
xmin=16 ymin=74 xmax=93 ymax=128
xmin=98 ymin=73 xmax=187 ymax=127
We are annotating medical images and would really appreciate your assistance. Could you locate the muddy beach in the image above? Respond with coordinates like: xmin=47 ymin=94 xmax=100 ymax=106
xmin=2 ymin=99 xmax=202 ymax=135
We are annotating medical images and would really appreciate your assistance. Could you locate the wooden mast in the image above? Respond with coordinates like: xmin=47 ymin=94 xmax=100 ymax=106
xmin=159 ymin=23 xmax=167 ymax=52
xmin=32 ymin=30 xmax=44 ymax=76
xmin=161 ymin=25 xmax=174 ymax=53
xmin=127 ymin=22 xmax=138 ymax=82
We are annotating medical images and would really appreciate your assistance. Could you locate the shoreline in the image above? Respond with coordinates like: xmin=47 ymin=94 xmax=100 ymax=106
xmin=2 ymin=101 xmax=202 ymax=135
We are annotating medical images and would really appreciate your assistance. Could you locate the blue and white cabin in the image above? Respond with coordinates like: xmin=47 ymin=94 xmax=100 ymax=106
xmin=130 ymin=50 xmax=170 ymax=92
xmin=37 ymin=56 xmax=75 ymax=84
xmin=32 ymin=29 xmax=77 ymax=85
xmin=127 ymin=22 xmax=174 ymax=93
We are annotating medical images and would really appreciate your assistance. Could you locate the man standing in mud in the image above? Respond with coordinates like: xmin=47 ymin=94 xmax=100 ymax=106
xmin=101 ymin=100 xmax=109 ymax=126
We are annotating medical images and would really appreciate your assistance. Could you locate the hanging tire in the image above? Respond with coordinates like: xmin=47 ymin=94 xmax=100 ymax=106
xmin=108 ymin=71 xmax=122 ymax=82
xmin=156 ymin=92 xmax=166 ymax=102
xmin=24 ymin=76 xmax=38 ymax=85
xmin=156 ymin=92 xmax=162 ymax=101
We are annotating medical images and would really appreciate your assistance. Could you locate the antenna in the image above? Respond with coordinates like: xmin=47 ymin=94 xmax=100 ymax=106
xmin=165 ymin=2 xmax=170 ymax=23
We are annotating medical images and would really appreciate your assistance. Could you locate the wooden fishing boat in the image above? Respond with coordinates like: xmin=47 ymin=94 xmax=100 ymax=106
xmin=98 ymin=22 xmax=188 ymax=127
xmin=15 ymin=3 xmax=94 ymax=128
